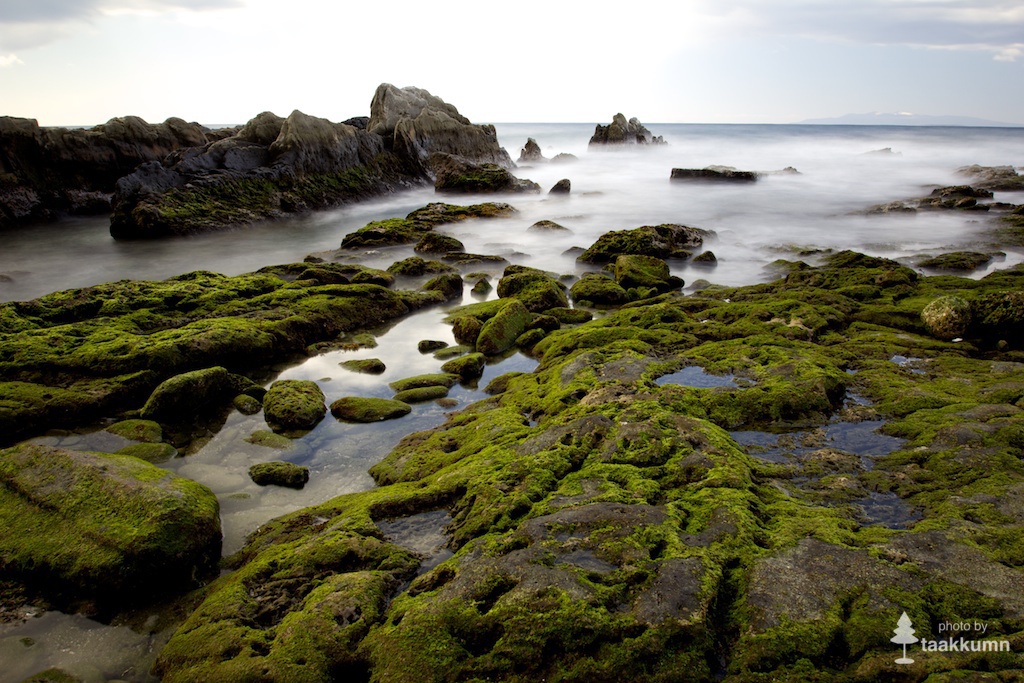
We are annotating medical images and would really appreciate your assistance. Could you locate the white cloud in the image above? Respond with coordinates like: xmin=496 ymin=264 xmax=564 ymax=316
xmin=0 ymin=52 xmax=22 ymax=67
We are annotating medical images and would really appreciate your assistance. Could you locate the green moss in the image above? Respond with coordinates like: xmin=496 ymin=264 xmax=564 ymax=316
xmin=330 ymin=397 xmax=412 ymax=422
xmin=394 ymin=386 xmax=450 ymax=403
xmin=477 ymin=300 xmax=533 ymax=356
xmin=441 ymin=353 xmax=486 ymax=381
xmin=262 ymin=379 xmax=326 ymax=432
xmin=340 ymin=358 xmax=387 ymax=374
xmin=249 ymin=461 xmax=309 ymax=489
xmin=388 ymin=373 xmax=460 ymax=392
xmin=105 ymin=418 xmax=163 ymax=443
xmin=245 ymin=430 xmax=295 ymax=450
xmin=0 ymin=444 xmax=220 ymax=606
xmin=116 ymin=441 xmax=178 ymax=463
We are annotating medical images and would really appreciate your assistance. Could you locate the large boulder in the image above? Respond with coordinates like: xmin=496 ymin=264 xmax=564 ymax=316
xmin=369 ymin=83 xmax=513 ymax=168
xmin=0 ymin=444 xmax=221 ymax=605
xmin=476 ymin=299 xmax=533 ymax=355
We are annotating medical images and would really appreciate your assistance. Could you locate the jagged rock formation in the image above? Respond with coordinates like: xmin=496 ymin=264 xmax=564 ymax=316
xmin=518 ymin=137 xmax=545 ymax=163
xmin=3 ymin=85 xmax=521 ymax=238
xmin=589 ymin=113 xmax=665 ymax=146
xmin=0 ymin=115 xmax=208 ymax=228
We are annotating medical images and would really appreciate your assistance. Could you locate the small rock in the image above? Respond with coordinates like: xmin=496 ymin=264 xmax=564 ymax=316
xmin=549 ymin=179 xmax=571 ymax=194
xmin=248 ymin=461 xmax=309 ymax=489
xmin=921 ymin=295 xmax=972 ymax=341
xmin=341 ymin=358 xmax=387 ymax=374
xmin=528 ymin=220 xmax=570 ymax=232
xmin=330 ymin=397 xmax=412 ymax=422
xmin=518 ymin=138 xmax=546 ymax=163
xmin=418 ymin=340 xmax=449 ymax=353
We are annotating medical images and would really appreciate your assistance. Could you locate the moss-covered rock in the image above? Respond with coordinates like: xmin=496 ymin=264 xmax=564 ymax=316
xmin=570 ymin=273 xmax=630 ymax=306
xmin=0 ymin=444 xmax=220 ymax=606
xmin=441 ymin=352 xmax=486 ymax=381
xmin=139 ymin=366 xmax=237 ymax=421
xmin=387 ymin=256 xmax=457 ymax=277
xmin=415 ymin=233 xmax=464 ymax=254
xmin=422 ymin=273 xmax=464 ymax=300
xmin=922 ymin=295 xmax=972 ymax=340
xmin=105 ymin=418 xmax=163 ymax=443
xmin=614 ymin=253 xmax=681 ymax=292
xmin=341 ymin=202 xmax=516 ymax=249
xmin=330 ymin=397 xmax=412 ymax=422
xmin=262 ymin=379 xmax=326 ymax=432
xmin=388 ymin=373 xmax=460 ymax=392
xmin=233 ymin=393 xmax=263 ymax=414
xmin=578 ymin=223 xmax=712 ymax=264
xmin=476 ymin=300 xmax=533 ymax=355
xmin=116 ymin=441 xmax=178 ymax=463
xmin=245 ymin=429 xmax=295 ymax=450
xmin=432 ymin=154 xmax=541 ymax=194
xmin=496 ymin=266 xmax=569 ymax=312
xmin=340 ymin=358 xmax=387 ymax=374
xmin=451 ymin=315 xmax=484 ymax=346
xmin=917 ymin=251 xmax=994 ymax=272
xmin=394 ymin=385 xmax=450 ymax=403
xmin=249 ymin=461 xmax=310 ymax=489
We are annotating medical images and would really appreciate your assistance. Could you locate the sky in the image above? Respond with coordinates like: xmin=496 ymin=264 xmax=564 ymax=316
xmin=0 ymin=0 xmax=1022 ymax=127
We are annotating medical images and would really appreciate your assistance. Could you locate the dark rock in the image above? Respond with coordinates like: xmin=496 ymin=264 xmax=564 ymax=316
xmin=551 ymin=153 xmax=578 ymax=164
xmin=518 ymin=138 xmax=545 ymax=163
xmin=0 ymin=115 xmax=208 ymax=229
xmin=957 ymin=164 xmax=1024 ymax=191
xmin=589 ymin=114 xmax=665 ymax=146
xmin=140 ymin=366 xmax=238 ymax=421
xmin=692 ymin=250 xmax=718 ymax=265
xmin=414 ymin=232 xmax=465 ymax=254
xmin=109 ymin=84 xmax=515 ymax=238
xmin=549 ymin=178 xmax=571 ymax=194
xmin=528 ymin=219 xmax=570 ymax=232
xmin=418 ymin=340 xmax=449 ymax=353
xmin=387 ymin=256 xmax=456 ymax=277
xmin=249 ymin=461 xmax=309 ymax=489
xmin=431 ymin=153 xmax=540 ymax=194
xmin=671 ymin=167 xmax=758 ymax=182
xmin=614 ymin=254 xmax=677 ymax=292
xmin=368 ymin=84 xmax=513 ymax=168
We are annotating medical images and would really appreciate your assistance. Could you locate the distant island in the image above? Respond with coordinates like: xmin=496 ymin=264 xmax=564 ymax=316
xmin=799 ymin=112 xmax=1024 ymax=127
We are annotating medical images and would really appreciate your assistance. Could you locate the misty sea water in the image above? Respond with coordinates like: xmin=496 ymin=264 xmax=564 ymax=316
xmin=1 ymin=122 xmax=1023 ymax=682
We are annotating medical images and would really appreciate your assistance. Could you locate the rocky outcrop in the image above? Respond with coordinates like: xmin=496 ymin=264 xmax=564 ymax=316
xmin=110 ymin=84 xmax=515 ymax=238
xmin=671 ymin=166 xmax=758 ymax=182
xmin=957 ymin=164 xmax=1024 ymax=191
xmin=578 ymin=223 xmax=714 ymax=263
xmin=518 ymin=138 xmax=545 ymax=163
xmin=589 ymin=113 xmax=665 ymax=146
xmin=0 ymin=115 xmax=208 ymax=228
xmin=369 ymin=83 xmax=513 ymax=169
